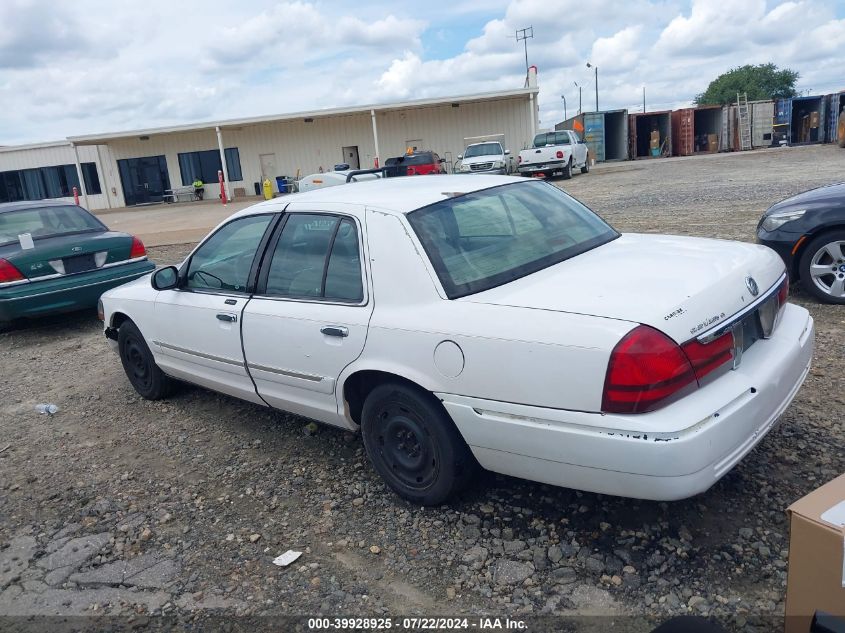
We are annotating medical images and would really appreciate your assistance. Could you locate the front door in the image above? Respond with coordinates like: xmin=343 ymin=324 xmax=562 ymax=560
xmin=241 ymin=204 xmax=373 ymax=425
xmin=259 ymin=153 xmax=277 ymax=184
xmin=117 ymin=156 xmax=170 ymax=206
xmin=341 ymin=146 xmax=360 ymax=169
xmin=151 ymin=212 xmax=277 ymax=403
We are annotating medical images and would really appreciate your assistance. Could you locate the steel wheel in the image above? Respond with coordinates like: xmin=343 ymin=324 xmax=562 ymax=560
xmin=374 ymin=402 xmax=439 ymax=491
xmin=361 ymin=382 xmax=477 ymax=505
xmin=117 ymin=320 xmax=175 ymax=399
xmin=800 ymin=231 xmax=845 ymax=304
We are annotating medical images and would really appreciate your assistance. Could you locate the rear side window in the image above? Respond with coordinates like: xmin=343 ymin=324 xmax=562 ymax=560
xmin=263 ymin=214 xmax=363 ymax=302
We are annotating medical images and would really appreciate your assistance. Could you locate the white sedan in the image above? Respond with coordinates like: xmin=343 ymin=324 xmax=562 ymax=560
xmin=100 ymin=176 xmax=814 ymax=505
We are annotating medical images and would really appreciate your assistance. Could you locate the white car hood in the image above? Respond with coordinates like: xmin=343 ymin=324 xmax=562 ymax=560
xmin=461 ymin=155 xmax=504 ymax=165
xmin=461 ymin=234 xmax=785 ymax=343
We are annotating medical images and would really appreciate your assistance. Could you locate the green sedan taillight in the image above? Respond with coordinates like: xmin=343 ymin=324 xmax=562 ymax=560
xmin=0 ymin=258 xmax=26 ymax=284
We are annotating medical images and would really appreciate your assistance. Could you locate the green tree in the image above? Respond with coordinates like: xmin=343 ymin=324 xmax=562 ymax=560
xmin=695 ymin=64 xmax=799 ymax=105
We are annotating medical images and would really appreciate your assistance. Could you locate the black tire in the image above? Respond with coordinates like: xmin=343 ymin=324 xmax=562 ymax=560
xmin=798 ymin=230 xmax=845 ymax=304
xmin=361 ymin=382 xmax=476 ymax=505
xmin=562 ymin=159 xmax=573 ymax=180
xmin=580 ymin=156 xmax=590 ymax=174
xmin=118 ymin=320 xmax=175 ymax=399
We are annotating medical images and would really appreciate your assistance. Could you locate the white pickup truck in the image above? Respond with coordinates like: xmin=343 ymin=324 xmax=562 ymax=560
xmin=517 ymin=129 xmax=590 ymax=179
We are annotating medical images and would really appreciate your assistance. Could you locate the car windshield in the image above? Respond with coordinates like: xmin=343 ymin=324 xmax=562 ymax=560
xmin=464 ymin=143 xmax=503 ymax=158
xmin=0 ymin=205 xmax=105 ymax=247
xmin=532 ymin=132 xmax=571 ymax=147
xmin=407 ymin=181 xmax=618 ymax=298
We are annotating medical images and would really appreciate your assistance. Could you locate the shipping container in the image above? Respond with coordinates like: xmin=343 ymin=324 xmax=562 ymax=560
xmin=826 ymin=92 xmax=845 ymax=143
xmin=555 ymin=109 xmax=629 ymax=162
xmin=788 ymin=96 xmax=827 ymax=145
xmin=750 ymin=100 xmax=775 ymax=148
xmin=671 ymin=105 xmax=722 ymax=156
xmin=629 ymin=111 xmax=672 ymax=159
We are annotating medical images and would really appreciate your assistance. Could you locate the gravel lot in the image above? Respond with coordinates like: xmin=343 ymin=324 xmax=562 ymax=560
xmin=1 ymin=144 xmax=843 ymax=632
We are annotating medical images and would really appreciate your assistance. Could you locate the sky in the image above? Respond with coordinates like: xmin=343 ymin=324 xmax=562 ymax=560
xmin=1 ymin=0 xmax=844 ymax=145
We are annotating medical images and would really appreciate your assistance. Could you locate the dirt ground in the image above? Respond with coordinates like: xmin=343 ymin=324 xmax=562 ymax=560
xmin=1 ymin=144 xmax=844 ymax=632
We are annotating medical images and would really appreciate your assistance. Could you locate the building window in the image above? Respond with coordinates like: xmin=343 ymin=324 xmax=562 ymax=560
xmin=0 ymin=162 xmax=102 ymax=203
xmin=82 ymin=163 xmax=102 ymax=195
xmin=178 ymin=148 xmax=242 ymax=185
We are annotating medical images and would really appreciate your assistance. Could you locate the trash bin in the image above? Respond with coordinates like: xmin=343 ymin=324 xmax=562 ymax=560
xmin=253 ymin=182 xmax=261 ymax=196
xmin=276 ymin=176 xmax=287 ymax=194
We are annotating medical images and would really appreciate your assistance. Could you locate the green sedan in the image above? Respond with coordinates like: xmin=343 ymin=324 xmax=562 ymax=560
xmin=0 ymin=200 xmax=155 ymax=327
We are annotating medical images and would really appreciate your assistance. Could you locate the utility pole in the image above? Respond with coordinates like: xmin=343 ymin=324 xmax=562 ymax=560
xmin=561 ymin=95 xmax=567 ymax=121
xmin=516 ymin=26 xmax=534 ymax=85
xmin=586 ymin=63 xmax=598 ymax=111
xmin=643 ymin=86 xmax=646 ymax=112
xmin=574 ymin=81 xmax=582 ymax=114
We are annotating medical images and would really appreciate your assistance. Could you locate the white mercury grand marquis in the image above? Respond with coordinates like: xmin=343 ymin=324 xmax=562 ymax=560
xmin=100 ymin=176 xmax=814 ymax=505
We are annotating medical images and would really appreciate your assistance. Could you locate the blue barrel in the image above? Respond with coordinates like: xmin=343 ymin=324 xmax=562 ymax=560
xmin=275 ymin=176 xmax=287 ymax=193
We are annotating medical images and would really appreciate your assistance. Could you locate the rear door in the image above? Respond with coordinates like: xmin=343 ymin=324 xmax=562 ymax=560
xmin=151 ymin=212 xmax=278 ymax=403
xmin=241 ymin=203 xmax=373 ymax=424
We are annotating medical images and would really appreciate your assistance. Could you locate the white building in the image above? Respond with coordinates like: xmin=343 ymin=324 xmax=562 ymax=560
xmin=1 ymin=70 xmax=540 ymax=210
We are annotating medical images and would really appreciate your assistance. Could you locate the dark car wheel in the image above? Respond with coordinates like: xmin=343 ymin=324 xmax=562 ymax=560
xmin=562 ymin=159 xmax=573 ymax=180
xmin=581 ymin=157 xmax=590 ymax=174
xmin=118 ymin=320 xmax=175 ymax=399
xmin=799 ymin=230 xmax=845 ymax=304
xmin=361 ymin=382 xmax=476 ymax=505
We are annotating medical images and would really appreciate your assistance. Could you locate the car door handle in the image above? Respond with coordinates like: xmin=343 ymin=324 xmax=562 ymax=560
xmin=216 ymin=313 xmax=237 ymax=323
xmin=321 ymin=326 xmax=348 ymax=338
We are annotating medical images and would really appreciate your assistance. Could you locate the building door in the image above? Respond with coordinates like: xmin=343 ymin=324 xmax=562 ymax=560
xmin=116 ymin=156 xmax=170 ymax=206
xmin=259 ymin=153 xmax=277 ymax=186
xmin=341 ymin=146 xmax=360 ymax=169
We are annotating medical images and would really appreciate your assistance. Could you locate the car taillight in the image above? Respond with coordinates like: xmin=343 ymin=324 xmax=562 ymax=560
xmin=602 ymin=325 xmax=697 ymax=414
xmin=0 ymin=258 xmax=25 ymax=284
xmin=680 ymin=332 xmax=734 ymax=382
xmin=129 ymin=236 xmax=147 ymax=259
xmin=556 ymin=150 xmax=564 ymax=158
xmin=777 ymin=273 xmax=789 ymax=308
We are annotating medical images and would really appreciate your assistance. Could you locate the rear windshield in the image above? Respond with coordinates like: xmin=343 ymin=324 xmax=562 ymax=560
xmin=532 ymin=132 xmax=570 ymax=147
xmin=0 ymin=205 xmax=105 ymax=247
xmin=407 ymin=181 xmax=618 ymax=298
xmin=464 ymin=143 xmax=503 ymax=158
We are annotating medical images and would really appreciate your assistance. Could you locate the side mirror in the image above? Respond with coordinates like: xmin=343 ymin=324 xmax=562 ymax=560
xmin=457 ymin=154 xmax=463 ymax=160
xmin=151 ymin=265 xmax=179 ymax=290
xmin=439 ymin=158 xmax=446 ymax=164
xmin=504 ymin=149 xmax=511 ymax=155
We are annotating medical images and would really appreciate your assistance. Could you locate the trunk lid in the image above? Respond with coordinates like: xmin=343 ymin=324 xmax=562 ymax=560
xmin=1 ymin=231 xmax=135 ymax=280
xmin=460 ymin=234 xmax=786 ymax=343
xmin=519 ymin=146 xmax=571 ymax=166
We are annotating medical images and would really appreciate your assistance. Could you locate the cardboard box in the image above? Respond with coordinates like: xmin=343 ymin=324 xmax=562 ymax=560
xmin=809 ymin=111 xmax=820 ymax=128
xmin=649 ymin=130 xmax=660 ymax=150
xmin=785 ymin=473 xmax=845 ymax=632
xmin=707 ymin=134 xmax=719 ymax=152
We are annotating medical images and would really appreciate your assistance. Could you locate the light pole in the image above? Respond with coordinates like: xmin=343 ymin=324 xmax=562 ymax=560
xmin=515 ymin=27 xmax=534 ymax=84
xmin=561 ymin=94 xmax=567 ymax=121
xmin=574 ymin=81 xmax=582 ymax=114
xmin=586 ymin=62 xmax=598 ymax=111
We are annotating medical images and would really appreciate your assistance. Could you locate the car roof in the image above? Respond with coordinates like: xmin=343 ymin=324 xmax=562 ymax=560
xmin=239 ymin=174 xmax=522 ymax=216
xmin=0 ymin=200 xmax=80 ymax=213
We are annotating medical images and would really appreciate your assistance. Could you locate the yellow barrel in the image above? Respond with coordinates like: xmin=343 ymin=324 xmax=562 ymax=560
xmin=262 ymin=178 xmax=273 ymax=200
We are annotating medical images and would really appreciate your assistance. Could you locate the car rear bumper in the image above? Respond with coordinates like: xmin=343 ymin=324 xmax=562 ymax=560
xmin=438 ymin=303 xmax=814 ymax=501
xmin=518 ymin=162 xmax=568 ymax=176
xmin=0 ymin=260 xmax=155 ymax=322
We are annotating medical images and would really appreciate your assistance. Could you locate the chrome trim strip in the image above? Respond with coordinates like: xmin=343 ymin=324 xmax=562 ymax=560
xmin=1 ymin=272 xmax=146 ymax=301
xmin=0 ymin=278 xmax=30 ymax=288
xmin=0 ymin=257 xmax=148 ymax=289
xmin=154 ymin=341 xmax=244 ymax=367
xmin=247 ymin=362 xmax=323 ymax=382
xmin=696 ymin=272 xmax=786 ymax=343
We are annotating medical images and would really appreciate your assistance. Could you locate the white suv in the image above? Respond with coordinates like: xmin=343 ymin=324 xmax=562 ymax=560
xmin=457 ymin=142 xmax=510 ymax=175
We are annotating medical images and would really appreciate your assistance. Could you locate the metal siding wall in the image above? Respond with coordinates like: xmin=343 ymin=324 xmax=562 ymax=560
xmin=751 ymin=101 xmax=774 ymax=148
xmin=0 ymin=143 xmax=110 ymax=210
xmin=47 ymin=95 xmax=534 ymax=208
